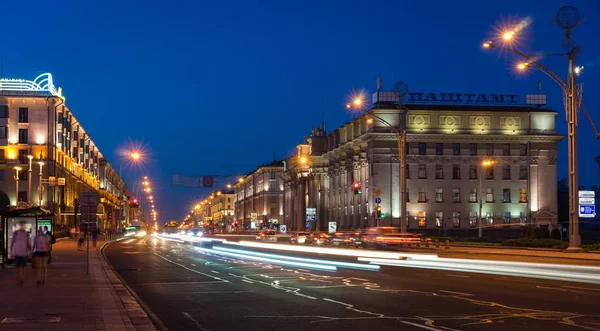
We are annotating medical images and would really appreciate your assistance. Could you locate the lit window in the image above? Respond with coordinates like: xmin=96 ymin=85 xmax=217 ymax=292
xmin=469 ymin=188 xmax=477 ymax=202
xmin=452 ymin=188 xmax=460 ymax=203
xmin=435 ymin=188 xmax=443 ymax=202
xmin=486 ymin=188 xmax=494 ymax=203
xmin=435 ymin=165 xmax=443 ymax=179
xmin=486 ymin=212 xmax=494 ymax=225
xmin=418 ymin=212 xmax=426 ymax=227
xmin=504 ymin=212 xmax=511 ymax=227
xmin=435 ymin=212 xmax=443 ymax=227
xmin=469 ymin=212 xmax=478 ymax=227
xmin=519 ymin=212 xmax=527 ymax=226
xmin=503 ymin=189 xmax=511 ymax=203
xmin=452 ymin=212 xmax=460 ymax=227
xmin=519 ymin=188 xmax=527 ymax=203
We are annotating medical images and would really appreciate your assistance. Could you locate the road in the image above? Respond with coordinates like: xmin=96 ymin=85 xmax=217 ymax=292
xmin=104 ymin=236 xmax=600 ymax=331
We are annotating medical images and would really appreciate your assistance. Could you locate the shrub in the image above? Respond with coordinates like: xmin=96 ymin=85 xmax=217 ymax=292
xmin=523 ymin=225 xmax=536 ymax=238
xmin=502 ymin=238 xmax=568 ymax=249
xmin=460 ymin=237 xmax=504 ymax=243
xmin=581 ymin=243 xmax=600 ymax=253
xmin=551 ymin=228 xmax=561 ymax=240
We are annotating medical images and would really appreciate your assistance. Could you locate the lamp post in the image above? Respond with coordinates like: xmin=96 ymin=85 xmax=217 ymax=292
xmin=479 ymin=160 xmax=494 ymax=238
xmin=38 ymin=161 xmax=45 ymax=206
xmin=13 ymin=166 xmax=21 ymax=206
xmin=119 ymin=151 xmax=141 ymax=178
xmin=482 ymin=6 xmax=597 ymax=249
xmin=27 ymin=155 xmax=33 ymax=205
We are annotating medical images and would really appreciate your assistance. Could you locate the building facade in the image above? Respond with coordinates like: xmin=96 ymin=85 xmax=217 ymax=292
xmin=282 ymin=99 xmax=562 ymax=235
xmin=210 ymin=190 xmax=234 ymax=230
xmin=0 ymin=73 xmax=126 ymax=231
xmin=233 ymin=161 xmax=284 ymax=229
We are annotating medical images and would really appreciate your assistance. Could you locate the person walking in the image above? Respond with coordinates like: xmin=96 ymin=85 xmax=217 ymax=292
xmin=77 ymin=229 xmax=85 ymax=251
xmin=32 ymin=228 xmax=51 ymax=286
xmin=10 ymin=221 xmax=31 ymax=286
xmin=92 ymin=229 xmax=98 ymax=248
xmin=43 ymin=226 xmax=56 ymax=264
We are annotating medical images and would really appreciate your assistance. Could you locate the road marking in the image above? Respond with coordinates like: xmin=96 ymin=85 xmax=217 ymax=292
xmin=536 ymin=286 xmax=593 ymax=295
xmin=177 ymin=258 xmax=182 ymax=261
xmin=210 ymin=270 xmax=219 ymax=274
xmin=438 ymin=290 xmax=474 ymax=296
xmin=182 ymin=312 xmax=211 ymax=331
xmin=400 ymin=321 xmax=444 ymax=331
xmin=241 ymin=279 xmax=255 ymax=284
xmin=134 ymin=281 xmax=225 ymax=286
xmin=190 ymin=263 xmax=197 ymax=267
xmin=563 ymin=285 xmax=600 ymax=292
xmin=154 ymin=253 xmax=228 ymax=282
xmin=446 ymin=274 xmax=470 ymax=278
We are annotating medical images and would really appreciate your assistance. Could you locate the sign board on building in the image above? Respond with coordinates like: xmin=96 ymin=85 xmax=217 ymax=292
xmin=579 ymin=205 xmax=596 ymax=218
xmin=579 ymin=191 xmax=595 ymax=198
xmin=57 ymin=178 xmax=65 ymax=186
xmin=579 ymin=197 xmax=595 ymax=205
xmin=38 ymin=219 xmax=52 ymax=233
xmin=279 ymin=225 xmax=287 ymax=234
xmin=306 ymin=208 xmax=316 ymax=221
xmin=328 ymin=222 xmax=337 ymax=234
xmin=251 ymin=212 xmax=257 ymax=222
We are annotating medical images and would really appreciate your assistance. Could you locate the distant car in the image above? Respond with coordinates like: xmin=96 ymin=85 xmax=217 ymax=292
xmin=290 ymin=232 xmax=311 ymax=245
xmin=256 ymin=229 xmax=278 ymax=242
xmin=331 ymin=232 xmax=362 ymax=248
xmin=307 ymin=233 xmax=331 ymax=246
xmin=361 ymin=227 xmax=423 ymax=248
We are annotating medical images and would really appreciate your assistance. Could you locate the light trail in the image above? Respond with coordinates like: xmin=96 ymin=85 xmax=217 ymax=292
xmin=212 ymin=246 xmax=379 ymax=271
xmin=195 ymin=247 xmax=337 ymax=272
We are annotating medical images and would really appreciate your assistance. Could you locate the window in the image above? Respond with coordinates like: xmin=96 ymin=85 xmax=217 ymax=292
xmin=485 ymin=166 xmax=494 ymax=180
xmin=418 ymin=211 xmax=426 ymax=227
xmin=470 ymin=143 xmax=477 ymax=156
xmin=435 ymin=212 xmax=443 ymax=227
xmin=405 ymin=164 xmax=410 ymax=179
xmin=418 ymin=164 xmax=426 ymax=179
xmin=0 ymin=105 xmax=7 ymax=118
xmin=503 ymin=189 xmax=511 ymax=203
xmin=0 ymin=170 xmax=4 ymax=181
xmin=227 ymin=198 xmax=231 ymax=202
xmin=469 ymin=212 xmax=478 ymax=227
xmin=418 ymin=188 xmax=427 ymax=202
xmin=486 ymin=212 xmax=494 ymax=225
xmin=18 ymin=150 xmax=28 ymax=164
xmin=435 ymin=143 xmax=443 ymax=155
xmin=452 ymin=188 xmax=460 ymax=202
xmin=270 ymin=196 xmax=276 ymax=203
xmin=270 ymin=208 xmax=276 ymax=215
xmin=519 ymin=144 xmax=528 ymax=156
xmin=435 ymin=165 xmax=443 ymax=179
xmin=18 ymin=191 xmax=27 ymax=202
xmin=486 ymin=144 xmax=494 ymax=156
xmin=503 ymin=144 xmax=510 ymax=156
xmin=452 ymin=212 xmax=460 ymax=227
xmin=418 ymin=143 xmax=426 ymax=155
xmin=18 ymin=129 xmax=28 ymax=144
xmin=18 ymin=108 xmax=28 ymax=123
xmin=406 ymin=188 xmax=410 ymax=202
xmin=519 ymin=212 xmax=527 ymax=226
xmin=469 ymin=188 xmax=477 ymax=202
xmin=486 ymin=188 xmax=494 ymax=202
xmin=453 ymin=143 xmax=460 ymax=155
xmin=502 ymin=165 xmax=511 ymax=180
xmin=504 ymin=212 xmax=511 ymax=226
xmin=469 ymin=165 xmax=477 ymax=179
xmin=435 ymin=188 xmax=443 ymax=202
xmin=519 ymin=188 xmax=527 ymax=203
xmin=0 ymin=126 xmax=6 ymax=139
xmin=519 ymin=166 xmax=528 ymax=180
xmin=269 ymin=172 xmax=277 ymax=179
xmin=452 ymin=165 xmax=460 ymax=179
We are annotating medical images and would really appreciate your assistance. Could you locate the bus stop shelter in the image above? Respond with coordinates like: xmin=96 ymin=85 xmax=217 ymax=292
xmin=1 ymin=207 xmax=54 ymax=268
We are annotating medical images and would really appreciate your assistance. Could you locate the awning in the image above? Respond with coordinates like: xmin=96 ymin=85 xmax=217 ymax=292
xmin=1 ymin=207 xmax=54 ymax=217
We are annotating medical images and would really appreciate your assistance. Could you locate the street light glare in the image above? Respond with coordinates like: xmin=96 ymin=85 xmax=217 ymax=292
xmin=503 ymin=30 xmax=515 ymax=41
xmin=517 ymin=63 xmax=527 ymax=70
xmin=300 ymin=156 xmax=307 ymax=164
xmin=131 ymin=152 xmax=141 ymax=160
xmin=366 ymin=118 xmax=374 ymax=124
xmin=353 ymin=98 xmax=362 ymax=106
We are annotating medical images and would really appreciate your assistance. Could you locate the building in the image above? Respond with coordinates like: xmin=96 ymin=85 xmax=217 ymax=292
xmin=210 ymin=190 xmax=234 ymax=230
xmin=0 ymin=73 xmax=126 ymax=231
xmin=233 ymin=160 xmax=284 ymax=229
xmin=282 ymin=91 xmax=562 ymax=236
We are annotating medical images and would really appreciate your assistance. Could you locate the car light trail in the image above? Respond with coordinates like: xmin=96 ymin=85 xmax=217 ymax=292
xmin=195 ymin=247 xmax=337 ymax=272
xmin=212 ymin=246 xmax=379 ymax=271
xmin=224 ymin=240 xmax=436 ymax=260
xmin=358 ymin=257 xmax=600 ymax=284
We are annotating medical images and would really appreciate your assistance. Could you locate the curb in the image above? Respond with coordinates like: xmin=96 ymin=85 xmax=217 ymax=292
xmin=100 ymin=241 xmax=169 ymax=331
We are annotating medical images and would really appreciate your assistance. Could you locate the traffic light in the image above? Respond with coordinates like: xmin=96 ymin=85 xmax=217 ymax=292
xmin=130 ymin=198 xmax=139 ymax=208
xmin=353 ymin=182 xmax=362 ymax=195
xmin=376 ymin=206 xmax=382 ymax=218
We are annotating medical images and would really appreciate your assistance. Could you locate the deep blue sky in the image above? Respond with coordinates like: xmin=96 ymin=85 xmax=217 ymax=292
xmin=4 ymin=0 xmax=599 ymax=223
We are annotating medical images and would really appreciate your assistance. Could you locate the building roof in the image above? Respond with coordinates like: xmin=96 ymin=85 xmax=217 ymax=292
xmin=402 ymin=104 xmax=556 ymax=113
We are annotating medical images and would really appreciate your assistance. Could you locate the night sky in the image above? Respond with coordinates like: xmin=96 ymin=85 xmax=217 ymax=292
xmin=3 ymin=0 xmax=599 ymax=222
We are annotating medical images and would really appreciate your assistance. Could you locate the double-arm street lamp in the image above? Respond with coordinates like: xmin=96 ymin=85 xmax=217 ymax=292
xmin=482 ymin=6 xmax=597 ymax=250
xmin=478 ymin=160 xmax=494 ymax=237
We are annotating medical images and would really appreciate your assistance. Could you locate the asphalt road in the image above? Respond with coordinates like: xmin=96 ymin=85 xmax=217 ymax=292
xmin=104 ymin=237 xmax=600 ymax=331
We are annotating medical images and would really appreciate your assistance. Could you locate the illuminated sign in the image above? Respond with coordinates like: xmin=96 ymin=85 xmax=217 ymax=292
xmin=0 ymin=73 xmax=63 ymax=98
xmin=407 ymin=93 xmax=519 ymax=104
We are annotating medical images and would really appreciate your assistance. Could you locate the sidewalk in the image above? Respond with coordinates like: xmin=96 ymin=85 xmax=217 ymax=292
xmin=0 ymin=239 xmax=157 ymax=331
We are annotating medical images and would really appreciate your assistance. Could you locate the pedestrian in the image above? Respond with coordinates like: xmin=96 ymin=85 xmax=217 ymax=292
xmin=10 ymin=221 xmax=31 ymax=286
xmin=32 ymin=228 xmax=51 ymax=286
xmin=43 ymin=226 xmax=56 ymax=264
xmin=92 ymin=229 xmax=98 ymax=248
xmin=70 ymin=226 xmax=77 ymax=239
xmin=77 ymin=229 xmax=85 ymax=251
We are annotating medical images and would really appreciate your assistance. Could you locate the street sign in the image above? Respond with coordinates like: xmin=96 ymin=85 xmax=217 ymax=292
xmin=579 ymin=190 xmax=595 ymax=198
xmin=375 ymin=189 xmax=381 ymax=196
xmin=49 ymin=176 xmax=56 ymax=186
xmin=375 ymin=197 xmax=381 ymax=204
xmin=579 ymin=197 xmax=595 ymax=205
xmin=579 ymin=205 xmax=596 ymax=218
xmin=328 ymin=222 xmax=337 ymax=234
xmin=251 ymin=212 xmax=257 ymax=222
xmin=279 ymin=225 xmax=287 ymax=234
xmin=57 ymin=178 xmax=65 ymax=186
xmin=306 ymin=208 xmax=316 ymax=221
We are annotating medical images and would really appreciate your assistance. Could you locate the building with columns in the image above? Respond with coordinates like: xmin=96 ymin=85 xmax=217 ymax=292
xmin=0 ymin=73 xmax=126 ymax=231
xmin=233 ymin=160 xmax=284 ymax=229
xmin=282 ymin=94 xmax=562 ymax=235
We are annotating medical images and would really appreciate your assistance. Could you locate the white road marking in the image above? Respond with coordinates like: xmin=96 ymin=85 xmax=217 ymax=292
xmin=182 ymin=312 xmax=211 ymax=331
xmin=154 ymin=253 xmax=228 ymax=282
xmin=400 ymin=321 xmax=444 ymax=331
xmin=438 ymin=290 xmax=474 ymax=296
xmin=241 ymin=279 xmax=255 ymax=284
xmin=210 ymin=270 xmax=219 ymax=274
xmin=191 ymin=263 xmax=197 ymax=267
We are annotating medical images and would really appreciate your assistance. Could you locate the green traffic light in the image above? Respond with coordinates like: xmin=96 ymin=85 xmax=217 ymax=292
xmin=358 ymin=190 xmax=362 ymax=194
xmin=380 ymin=213 xmax=386 ymax=219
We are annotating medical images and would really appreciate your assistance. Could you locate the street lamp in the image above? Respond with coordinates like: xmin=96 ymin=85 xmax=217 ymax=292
xmin=38 ymin=161 xmax=44 ymax=206
xmin=119 ymin=151 xmax=142 ymax=178
xmin=27 ymin=155 xmax=33 ymax=204
xmin=13 ymin=166 xmax=22 ymax=206
xmin=482 ymin=6 xmax=597 ymax=249
xmin=478 ymin=160 xmax=494 ymax=238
